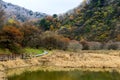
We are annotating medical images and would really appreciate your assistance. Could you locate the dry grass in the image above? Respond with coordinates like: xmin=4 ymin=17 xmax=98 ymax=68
xmin=0 ymin=71 xmax=6 ymax=80
xmin=0 ymin=50 xmax=120 ymax=79
xmin=1 ymin=50 xmax=120 ymax=71
xmin=46 ymin=50 xmax=120 ymax=68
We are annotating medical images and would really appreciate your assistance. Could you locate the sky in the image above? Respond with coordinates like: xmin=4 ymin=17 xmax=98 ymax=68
xmin=3 ymin=0 xmax=83 ymax=15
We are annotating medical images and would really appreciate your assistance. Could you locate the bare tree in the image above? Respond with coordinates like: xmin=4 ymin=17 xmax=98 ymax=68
xmin=0 ymin=4 xmax=5 ymax=28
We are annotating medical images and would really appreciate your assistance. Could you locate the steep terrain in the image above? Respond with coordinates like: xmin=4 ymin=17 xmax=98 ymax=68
xmin=0 ymin=0 xmax=47 ymax=22
xmin=58 ymin=0 xmax=120 ymax=42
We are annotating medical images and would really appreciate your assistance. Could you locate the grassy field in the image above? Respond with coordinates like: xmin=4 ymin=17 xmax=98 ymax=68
xmin=24 ymin=48 xmax=44 ymax=55
xmin=1 ymin=50 xmax=120 ymax=71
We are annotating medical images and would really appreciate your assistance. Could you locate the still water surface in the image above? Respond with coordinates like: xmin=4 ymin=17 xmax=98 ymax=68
xmin=8 ymin=70 xmax=120 ymax=80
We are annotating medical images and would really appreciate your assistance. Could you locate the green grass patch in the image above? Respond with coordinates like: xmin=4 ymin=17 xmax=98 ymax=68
xmin=24 ymin=48 xmax=44 ymax=55
xmin=0 ymin=48 xmax=12 ymax=54
xmin=0 ymin=48 xmax=44 ymax=55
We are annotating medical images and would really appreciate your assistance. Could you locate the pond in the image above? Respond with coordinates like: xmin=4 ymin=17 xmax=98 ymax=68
xmin=8 ymin=70 xmax=120 ymax=80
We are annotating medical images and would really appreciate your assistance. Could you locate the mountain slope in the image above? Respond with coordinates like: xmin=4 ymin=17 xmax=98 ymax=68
xmin=0 ymin=0 xmax=47 ymax=22
xmin=58 ymin=0 xmax=120 ymax=42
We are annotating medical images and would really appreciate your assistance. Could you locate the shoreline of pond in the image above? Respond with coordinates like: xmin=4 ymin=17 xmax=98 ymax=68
xmin=6 ymin=66 xmax=120 ymax=77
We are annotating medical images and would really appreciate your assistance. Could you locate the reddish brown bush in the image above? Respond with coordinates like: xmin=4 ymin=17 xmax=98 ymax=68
xmin=0 ymin=26 xmax=23 ymax=53
xmin=40 ymin=31 xmax=70 ymax=50
xmin=2 ymin=26 xmax=23 ymax=43
xmin=20 ymin=24 xmax=41 ymax=47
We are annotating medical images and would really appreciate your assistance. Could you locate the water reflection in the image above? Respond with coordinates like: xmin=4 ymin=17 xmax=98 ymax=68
xmin=8 ymin=70 xmax=120 ymax=80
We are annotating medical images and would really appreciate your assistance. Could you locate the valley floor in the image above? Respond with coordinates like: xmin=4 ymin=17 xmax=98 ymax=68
xmin=1 ymin=50 xmax=120 ymax=79
xmin=0 ymin=50 xmax=120 ymax=70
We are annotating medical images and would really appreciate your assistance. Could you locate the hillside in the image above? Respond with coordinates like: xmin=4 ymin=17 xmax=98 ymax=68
xmin=57 ymin=0 xmax=120 ymax=42
xmin=0 ymin=0 xmax=47 ymax=22
xmin=0 ymin=0 xmax=120 ymax=53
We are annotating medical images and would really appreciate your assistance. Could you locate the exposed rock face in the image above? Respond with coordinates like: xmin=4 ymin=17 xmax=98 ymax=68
xmin=0 ymin=0 xmax=47 ymax=22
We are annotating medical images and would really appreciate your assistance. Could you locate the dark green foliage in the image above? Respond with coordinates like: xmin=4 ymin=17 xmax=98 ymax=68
xmin=39 ymin=18 xmax=51 ymax=30
xmin=53 ymin=14 xmax=58 ymax=18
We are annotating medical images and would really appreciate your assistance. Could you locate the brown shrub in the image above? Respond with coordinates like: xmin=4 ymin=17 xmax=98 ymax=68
xmin=67 ymin=40 xmax=83 ymax=52
xmin=39 ymin=31 xmax=70 ymax=50
xmin=104 ymin=41 xmax=120 ymax=50
xmin=0 ymin=26 xmax=23 ymax=54
xmin=20 ymin=25 xmax=41 ymax=47
xmin=80 ymin=40 xmax=89 ymax=50
xmin=87 ymin=42 xmax=102 ymax=50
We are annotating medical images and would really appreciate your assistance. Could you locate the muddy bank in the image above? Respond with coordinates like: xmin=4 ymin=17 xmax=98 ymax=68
xmin=1 ymin=50 xmax=120 ymax=71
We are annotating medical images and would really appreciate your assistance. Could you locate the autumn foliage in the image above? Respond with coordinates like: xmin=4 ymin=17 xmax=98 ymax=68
xmin=0 ymin=0 xmax=120 ymax=54
xmin=20 ymin=23 xmax=41 ymax=47
xmin=39 ymin=31 xmax=70 ymax=50
xmin=0 ymin=26 xmax=23 ymax=53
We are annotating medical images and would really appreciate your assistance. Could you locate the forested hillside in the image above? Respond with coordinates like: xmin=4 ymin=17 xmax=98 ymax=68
xmin=0 ymin=0 xmax=120 ymax=54
xmin=57 ymin=0 xmax=120 ymax=42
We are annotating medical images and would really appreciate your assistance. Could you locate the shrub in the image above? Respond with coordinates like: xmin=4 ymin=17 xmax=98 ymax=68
xmin=104 ymin=41 xmax=119 ymax=50
xmin=67 ymin=40 xmax=83 ymax=52
xmin=87 ymin=42 xmax=102 ymax=50
xmin=114 ymin=42 xmax=120 ymax=49
xmin=2 ymin=26 xmax=23 ymax=43
xmin=39 ymin=31 xmax=70 ymax=50
xmin=8 ymin=43 xmax=23 ymax=54
xmin=80 ymin=40 xmax=89 ymax=50
xmin=0 ymin=26 xmax=23 ymax=54
xmin=0 ymin=41 xmax=22 ymax=54
xmin=20 ymin=25 xmax=41 ymax=47
xmin=108 ymin=44 xmax=118 ymax=50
